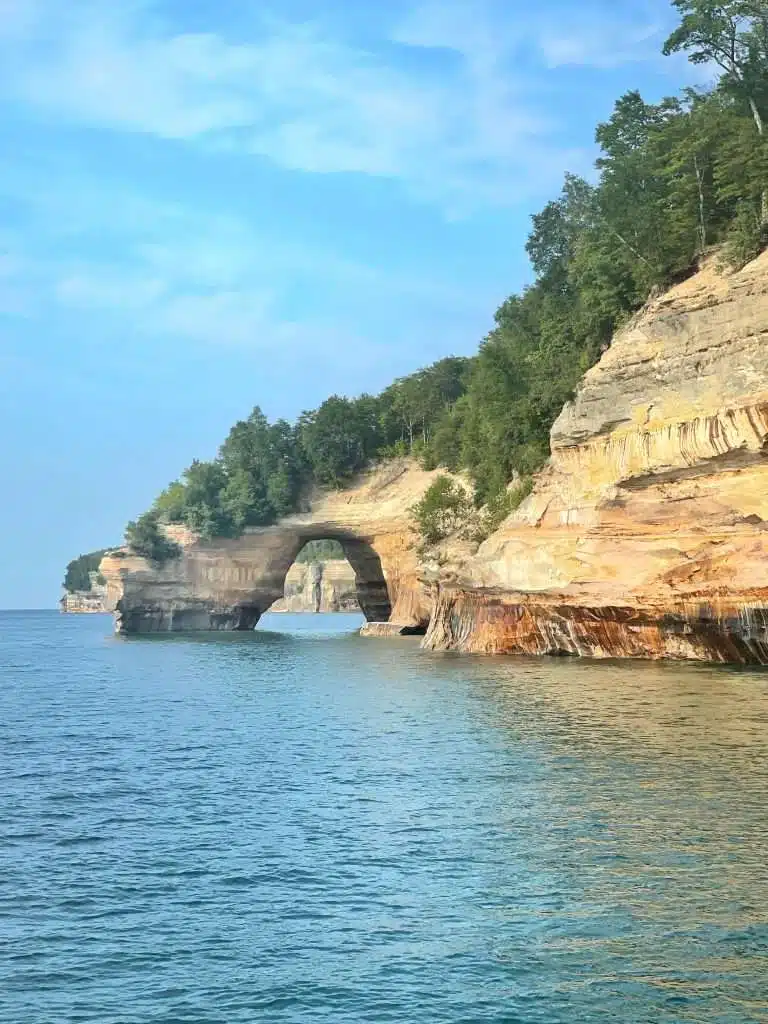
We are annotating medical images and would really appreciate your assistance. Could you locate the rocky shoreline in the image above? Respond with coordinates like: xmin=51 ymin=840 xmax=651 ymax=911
xmin=100 ymin=252 xmax=768 ymax=663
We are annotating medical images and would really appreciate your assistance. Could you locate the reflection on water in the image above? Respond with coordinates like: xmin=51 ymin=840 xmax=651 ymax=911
xmin=1 ymin=612 xmax=767 ymax=1023
xmin=455 ymin=658 xmax=768 ymax=1020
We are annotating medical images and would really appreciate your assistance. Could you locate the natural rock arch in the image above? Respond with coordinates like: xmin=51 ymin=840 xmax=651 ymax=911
xmin=101 ymin=461 xmax=440 ymax=634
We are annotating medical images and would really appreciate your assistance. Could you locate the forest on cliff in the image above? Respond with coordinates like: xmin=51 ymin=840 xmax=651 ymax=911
xmin=63 ymin=551 xmax=108 ymax=593
xmin=126 ymin=0 xmax=768 ymax=560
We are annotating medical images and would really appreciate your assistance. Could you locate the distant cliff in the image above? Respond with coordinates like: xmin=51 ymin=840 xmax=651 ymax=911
xmin=269 ymin=559 xmax=360 ymax=613
xmin=61 ymin=571 xmax=109 ymax=614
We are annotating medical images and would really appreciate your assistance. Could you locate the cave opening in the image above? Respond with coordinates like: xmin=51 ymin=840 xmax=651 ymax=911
xmin=265 ymin=536 xmax=392 ymax=622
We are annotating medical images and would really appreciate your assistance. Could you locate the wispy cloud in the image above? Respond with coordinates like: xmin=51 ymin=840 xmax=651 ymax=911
xmin=0 ymin=0 xmax=704 ymax=356
xmin=0 ymin=0 xmax=636 ymax=210
xmin=0 ymin=161 xmax=492 ymax=370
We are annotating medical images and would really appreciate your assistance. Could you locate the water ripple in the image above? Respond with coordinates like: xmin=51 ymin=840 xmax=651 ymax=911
xmin=0 ymin=611 xmax=767 ymax=1023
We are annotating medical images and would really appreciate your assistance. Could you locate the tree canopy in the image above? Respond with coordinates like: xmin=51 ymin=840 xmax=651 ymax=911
xmin=63 ymin=551 xmax=108 ymax=593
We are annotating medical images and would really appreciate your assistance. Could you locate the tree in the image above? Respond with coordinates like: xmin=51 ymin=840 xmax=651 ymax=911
xmin=664 ymin=0 xmax=768 ymax=220
xmin=595 ymin=91 xmax=679 ymax=282
xmin=410 ymin=476 xmax=472 ymax=544
xmin=296 ymin=539 xmax=345 ymax=563
xmin=653 ymin=91 xmax=722 ymax=252
xmin=153 ymin=480 xmax=187 ymax=523
xmin=526 ymin=174 xmax=596 ymax=285
xmin=63 ymin=550 xmax=108 ymax=593
xmin=298 ymin=396 xmax=370 ymax=487
xmin=125 ymin=512 xmax=180 ymax=563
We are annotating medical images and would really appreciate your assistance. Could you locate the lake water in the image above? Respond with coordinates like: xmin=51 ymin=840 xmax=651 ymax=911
xmin=1 ymin=610 xmax=767 ymax=1023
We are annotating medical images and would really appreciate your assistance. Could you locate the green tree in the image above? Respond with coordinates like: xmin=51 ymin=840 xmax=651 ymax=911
xmin=664 ymin=0 xmax=768 ymax=221
xmin=410 ymin=476 xmax=472 ymax=544
xmin=63 ymin=550 xmax=108 ymax=593
xmin=296 ymin=539 xmax=345 ymax=563
xmin=125 ymin=512 xmax=180 ymax=563
xmin=153 ymin=480 xmax=187 ymax=523
xmin=298 ymin=396 xmax=371 ymax=487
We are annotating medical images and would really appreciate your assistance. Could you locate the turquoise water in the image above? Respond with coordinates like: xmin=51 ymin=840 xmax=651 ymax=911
xmin=1 ymin=610 xmax=768 ymax=1023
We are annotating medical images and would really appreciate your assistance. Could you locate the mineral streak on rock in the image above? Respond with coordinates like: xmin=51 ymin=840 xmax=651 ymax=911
xmin=423 ymin=252 xmax=768 ymax=663
xmin=423 ymin=589 xmax=768 ymax=664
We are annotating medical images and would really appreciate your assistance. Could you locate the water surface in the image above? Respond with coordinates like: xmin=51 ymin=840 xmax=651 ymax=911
xmin=1 ymin=610 xmax=767 ymax=1023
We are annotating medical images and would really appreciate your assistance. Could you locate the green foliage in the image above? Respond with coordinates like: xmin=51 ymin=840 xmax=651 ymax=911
xmin=125 ymin=511 xmax=180 ymax=563
xmin=722 ymin=200 xmax=767 ymax=267
xmin=664 ymin=0 xmax=768 ymax=222
xmin=298 ymin=396 xmax=375 ymax=488
xmin=295 ymin=539 xmax=345 ymax=563
xmin=380 ymin=357 xmax=471 ymax=449
xmin=63 ymin=550 xmax=108 ymax=593
xmin=410 ymin=476 xmax=472 ymax=545
xmin=126 ymin=14 xmax=768 ymax=548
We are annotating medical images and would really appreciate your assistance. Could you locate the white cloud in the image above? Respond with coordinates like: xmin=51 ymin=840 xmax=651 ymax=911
xmin=54 ymin=271 xmax=166 ymax=310
xmin=537 ymin=14 xmax=662 ymax=70
xmin=150 ymin=290 xmax=276 ymax=347
xmin=0 ymin=162 xmax=492 ymax=363
xmin=0 ymin=0 xmax=707 ymax=363
xmin=0 ymin=0 xmax=593 ymax=209
xmin=0 ymin=0 xmax=707 ymax=213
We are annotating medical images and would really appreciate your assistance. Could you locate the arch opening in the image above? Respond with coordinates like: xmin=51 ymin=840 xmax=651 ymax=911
xmin=268 ymin=540 xmax=361 ymax=615
xmin=234 ymin=530 xmax=392 ymax=629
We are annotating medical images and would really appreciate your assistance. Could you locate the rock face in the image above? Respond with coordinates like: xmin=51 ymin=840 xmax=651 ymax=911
xmin=101 ymin=461 xmax=440 ymax=634
xmin=103 ymin=252 xmax=768 ymax=662
xmin=60 ymin=573 xmax=109 ymax=614
xmin=424 ymin=252 xmax=768 ymax=663
xmin=269 ymin=559 xmax=360 ymax=613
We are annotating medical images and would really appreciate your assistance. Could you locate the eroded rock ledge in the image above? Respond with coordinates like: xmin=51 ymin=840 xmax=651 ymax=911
xmin=423 ymin=590 xmax=768 ymax=663
xmin=424 ymin=252 xmax=768 ymax=663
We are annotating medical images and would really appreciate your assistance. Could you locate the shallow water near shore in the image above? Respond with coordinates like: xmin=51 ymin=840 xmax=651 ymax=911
xmin=1 ymin=609 xmax=767 ymax=1023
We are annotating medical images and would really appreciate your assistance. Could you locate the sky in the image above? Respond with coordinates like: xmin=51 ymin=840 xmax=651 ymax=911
xmin=0 ymin=0 xmax=708 ymax=608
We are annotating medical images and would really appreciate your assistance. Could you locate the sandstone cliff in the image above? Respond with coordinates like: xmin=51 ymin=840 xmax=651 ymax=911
xmin=269 ymin=559 xmax=360 ymax=613
xmin=424 ymin=252 xmax=768 ymax=663
xmin=60 ymin=572 xmax=109 ymax=614
xmin=103 ymin=251 xmax=768 ymax=663
xmin=101 ymin=461 xmax=440 ymax=633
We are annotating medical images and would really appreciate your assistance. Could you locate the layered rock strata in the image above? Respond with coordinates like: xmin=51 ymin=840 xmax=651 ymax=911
xmin=423 ymin=252 xmax=768 ymax=663
xmin=103 ymin=252 xmax=768 ymax=662
xmin=101 ymin=461 xmax=438 ymax=634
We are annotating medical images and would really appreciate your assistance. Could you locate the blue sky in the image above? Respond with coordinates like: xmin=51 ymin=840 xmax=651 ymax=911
xmin=0 ymin=0 xmax=707 ymax=607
